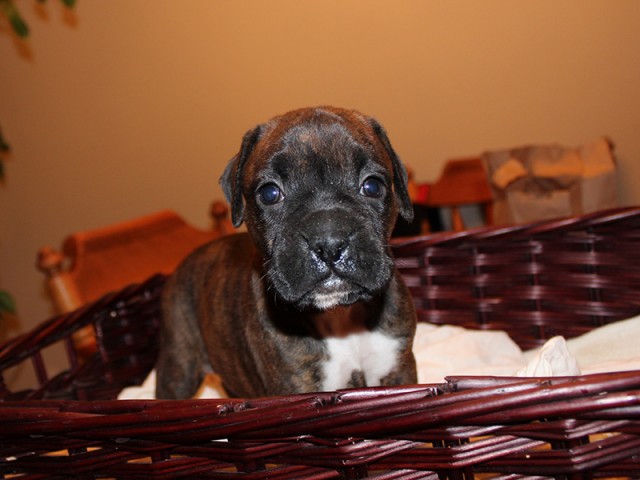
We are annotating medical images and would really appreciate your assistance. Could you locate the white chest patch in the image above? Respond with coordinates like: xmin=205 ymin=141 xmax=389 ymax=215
xmin=320 ymin=331 xmax=401 ymax=392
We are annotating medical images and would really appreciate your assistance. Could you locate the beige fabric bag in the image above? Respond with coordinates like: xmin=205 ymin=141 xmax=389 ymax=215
xmin=483 ymin=137 xmax=617 ymax=225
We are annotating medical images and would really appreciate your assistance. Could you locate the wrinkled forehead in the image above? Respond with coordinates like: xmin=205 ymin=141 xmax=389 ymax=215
xmin=248 ymin=109 xmax=388 ymax=177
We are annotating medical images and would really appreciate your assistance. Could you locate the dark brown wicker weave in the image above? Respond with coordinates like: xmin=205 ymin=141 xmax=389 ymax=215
xmin=2 ymin=207 xmax=640 ymax=479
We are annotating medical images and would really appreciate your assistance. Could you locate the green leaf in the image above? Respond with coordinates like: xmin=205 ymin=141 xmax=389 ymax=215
xmin=61 ymin=0 xmax=76 ymax=7
xmin=0 ymin=291 xmax=16 ymax=316
xmin=0 ymin=0 xmax=29 ymax=38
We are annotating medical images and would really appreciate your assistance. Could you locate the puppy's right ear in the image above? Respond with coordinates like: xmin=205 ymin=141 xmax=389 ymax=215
xmin=219 ymin=126 xmax=262 ymax=227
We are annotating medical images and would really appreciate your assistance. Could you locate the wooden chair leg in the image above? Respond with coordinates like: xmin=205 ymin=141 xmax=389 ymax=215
xmin=451 ymin=206 xmax=465 ymax=232
xmin=37 ymin=247 xmax=97 ymax=359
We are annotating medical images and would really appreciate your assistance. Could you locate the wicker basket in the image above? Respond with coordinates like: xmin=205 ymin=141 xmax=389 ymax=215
xmin=2 ymin=207 xmax=640 ymax=479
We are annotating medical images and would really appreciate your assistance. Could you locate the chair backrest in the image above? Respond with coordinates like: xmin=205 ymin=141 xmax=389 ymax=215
xmin=427 ymin=157 xmax=494 ymax=231
xmin=37 ymin=202 xmax=234 ymax=357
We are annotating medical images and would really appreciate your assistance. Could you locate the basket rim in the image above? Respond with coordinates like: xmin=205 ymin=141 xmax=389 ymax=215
xmin=391 ymin=206 xmax=640 ymax=249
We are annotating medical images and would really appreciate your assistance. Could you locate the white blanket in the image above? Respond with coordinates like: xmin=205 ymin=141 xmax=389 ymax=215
xmin=119 ymin=315 xmax=640 ymax=400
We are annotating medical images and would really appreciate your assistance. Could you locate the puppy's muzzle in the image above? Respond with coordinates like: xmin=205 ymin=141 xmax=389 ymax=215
xmin=298 ymin=210 xmax=362 ymax=309
xmin=305 ymin=212 xmax=353 ymax=273
xmin=269 ymin=206 xmax=393 ymax=310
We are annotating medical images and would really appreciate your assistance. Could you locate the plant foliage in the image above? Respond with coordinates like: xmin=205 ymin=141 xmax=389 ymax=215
xmin=0 ymin=0 xmax=76 ymax=38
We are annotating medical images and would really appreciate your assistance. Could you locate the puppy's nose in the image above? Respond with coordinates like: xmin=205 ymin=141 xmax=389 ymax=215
xmin=311 ymin=236 xmax=348 ymax=265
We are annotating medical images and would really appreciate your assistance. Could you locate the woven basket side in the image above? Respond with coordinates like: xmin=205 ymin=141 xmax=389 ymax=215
xmin=392 ymin=207 xmax=640 ymax=349
xmin=0 ymin=275 xmax=165 ymax=400
xmin=1 ymin=373 xmax=639 ymax=478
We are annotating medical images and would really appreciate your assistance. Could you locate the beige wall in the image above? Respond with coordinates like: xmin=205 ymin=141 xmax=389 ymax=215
xmin=1 ymin=1 xmax=639 ymax=374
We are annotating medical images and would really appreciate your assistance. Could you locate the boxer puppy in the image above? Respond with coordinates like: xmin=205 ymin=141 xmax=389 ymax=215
xmin=156 ymin=106 xmax=417 ymax=399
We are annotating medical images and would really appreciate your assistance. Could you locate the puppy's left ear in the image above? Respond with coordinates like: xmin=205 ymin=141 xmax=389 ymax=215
xmin=369 ymin=118 xmax=414 ymax=222
xmin=219 ymin=125 xmax=262 ymax=227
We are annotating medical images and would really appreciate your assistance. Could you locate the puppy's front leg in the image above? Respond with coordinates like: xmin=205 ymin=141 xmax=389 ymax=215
xmin=156 ymin=278 xmax=211 ymax=399
xmin=380 ymin=348 xmax=418 ymax=386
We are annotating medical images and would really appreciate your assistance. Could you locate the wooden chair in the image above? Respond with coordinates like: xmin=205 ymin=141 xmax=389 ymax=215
xmin=427 ymin=157 xmax=494 ymax=231
xmin=37 ymin=202 xmax=235 ymax=358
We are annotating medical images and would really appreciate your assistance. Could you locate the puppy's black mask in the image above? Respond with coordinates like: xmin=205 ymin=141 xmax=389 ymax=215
xmin=220 ymin=107 xmax=413 ymax=310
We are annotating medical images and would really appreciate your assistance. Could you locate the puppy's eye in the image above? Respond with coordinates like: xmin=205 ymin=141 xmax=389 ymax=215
xmin=360 ymin=177 xmax=385 ymax=198
xmin=257 ymin=183 xmax=284 ymax=205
